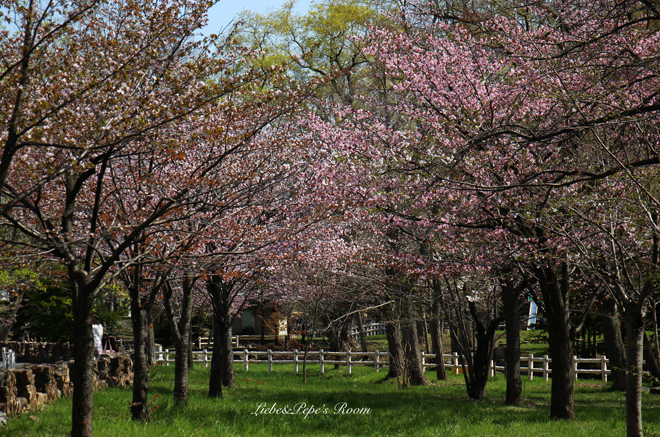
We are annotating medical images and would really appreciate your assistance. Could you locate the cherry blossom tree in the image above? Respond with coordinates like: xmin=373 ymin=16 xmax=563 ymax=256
xmin=306 ymin=0 xmax=660 ymax=427
xmin=0 ymin=0 xmax=284 ymax=434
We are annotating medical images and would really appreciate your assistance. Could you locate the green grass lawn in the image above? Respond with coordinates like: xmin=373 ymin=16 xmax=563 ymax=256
xmin=2 ymin=362 xmax=660 ymax=437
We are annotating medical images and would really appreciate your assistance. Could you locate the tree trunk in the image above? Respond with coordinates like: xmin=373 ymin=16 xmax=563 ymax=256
xmin=534 ymin=262 xmax=575 ymax=420
xmin=418 ymin=319 xmax=430 ymax=354
xmin=385 ymin=321 xmax=404 ymax=379
xmin=357 ymin=312 xmax=368 ymax=353
xmin=70 ymin=273 xmax=95 ymax=437
xmin=624 ymin=306 xmax=645 ymax=437
xmin=401 ymin=320 xmax=430 ymax=386
xmin=0 ymin=289 xmax=23 ymax=342
xmin=328 ymin=315 xmax=353 ymax=370
xmin=188 ymin=329 xmax=194 ymax=369
xmin=429 ymin=299 xmax=446 ymax=381
xmin=600 ymin=298 xmax=626 ymax=391
xmin=207 ymin=276 xmax=235 ymax=396
xmin=145 ymin=309 xmax=156 ymax=367
xmin=130 ymin=293 xmax=149 ymax=420
xmin=164 ymin=277 xmax=194 ymax=406
xmin=643 ymin=333 xmax=660 ymax=382
xmin=501 ymin=278 xmax=522 ymax=405
xmin=173 ymin=342 xmax=189 ymax=404
xmin=467 ymin=312 xmax=499 ymax=400
xmin=208 ymin=311 xmax=223 ymax=398
xmin=219 ymin=321 xmax=234 ymax=388
xmin=208 ymin=316 xmax=234 ymax=390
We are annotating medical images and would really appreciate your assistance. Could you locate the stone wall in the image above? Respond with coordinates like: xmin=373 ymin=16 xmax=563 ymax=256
xmin=0 ymin=353 xmax=133 ymax=416
xmin=0 ymin=342 xmax=74 ymax=363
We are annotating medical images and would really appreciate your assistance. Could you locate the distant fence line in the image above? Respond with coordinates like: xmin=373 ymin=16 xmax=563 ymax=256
xmin=193 ymin=322 xmax=389 ymax=350
xmin=351 ymin=322 xmax=387 ymax=339
xmin=155 ymin=348 xmax=630 ymax=382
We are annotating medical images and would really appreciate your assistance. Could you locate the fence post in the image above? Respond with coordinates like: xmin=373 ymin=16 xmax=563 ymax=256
xmin=204 ymin=349 xmax=209 ymax=368
xmin=601 ymin=355 xmax=608 ymax=382
xmin=347 ymin=349 xmax=352 ymax=376
xmin=490 ymin=360 xmax=495 ymax=378
xmin=374 ymin=350 xmax=379 ymax=372
xmin=528 ymin=354 xmax=534 ymax=381
xmin=319 ymin=349 xmax=324 ymax=374
xmin=293 ymin=349 xmax=298 ymax=374
xmin=198 ymin=337 xmax=202 ymax=349
xmin=421 ymin=352 xmax=426 ymax=369
xmin=573 ymin=355 xmax=578 ymax=380
xmin=543 ymin=355 xmax=549 ymax=381
xmin=236 ymin=335 xmax=240 ymax=348
xmin=268 ymin=349 xmax=273 ymax=373
xmin=244 ymin=349 xmax=249 ymax=372
xmin=165 ymin=349 xmax=170 ymax=366
xmin=453 ymin=352 xmax=459 ymax=375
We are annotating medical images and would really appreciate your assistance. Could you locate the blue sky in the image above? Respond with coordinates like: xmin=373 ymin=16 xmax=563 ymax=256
xmin=203 ymin=0 xmax=315 ymax=35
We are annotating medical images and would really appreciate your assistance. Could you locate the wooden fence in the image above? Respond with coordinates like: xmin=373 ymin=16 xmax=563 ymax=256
xmin=155 ymin=349 xmax=630 ymax=382
xmin=351 ymin=322 xmax=387 ymax=339
xmin=195 ymin=323 xmax=388 ymax=350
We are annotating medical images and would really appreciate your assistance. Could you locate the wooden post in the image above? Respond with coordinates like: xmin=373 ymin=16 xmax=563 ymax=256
xmin=573 ymin=355 xmax=578 ymax=380
xmin=528 ymin=354 xmax=534 ymax=381
xmin=236 ymin=335 xmax=240 ymax=348
xmin=347 ymin=349 xmax=352 ymax=376
xmin=374 ymin=350 xmax=379 ymax=372
xmin=197 ymin=337 xmax=202 ymax=349
xmin=490 ymin=360 xmax=495 ymax=378
xmin=601 ymin=355 xmax=608 ymax=382
xmin=244 ymin=349 xmax=249 ymax=371
xmin=268 ymin=349 xmax=273 ymax=372
xmin=453 ymin=352 xmax=459 ymax=375
xmin=543 ymin=355 xmax=549 ymax=381
xmin=293 ymin=349 xmax=298 ymax=374
xmin=165 ymin=349 xmax=170 ymax=366
xmin=319 ymin=349 xmax=324 ymax=374
xmin=421 ymin=351 xmax=426 ymax=369
xmin=204 ymin=349 xmax=209 ymax=368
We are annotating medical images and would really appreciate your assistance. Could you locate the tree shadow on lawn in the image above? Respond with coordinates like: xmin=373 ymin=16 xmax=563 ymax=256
xmin=139 ymin=366 xmax=660 ymax=436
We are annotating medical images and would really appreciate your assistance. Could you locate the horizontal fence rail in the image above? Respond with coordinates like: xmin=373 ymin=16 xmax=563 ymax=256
xmin=155 ymin=349 xmax=637 ymax=381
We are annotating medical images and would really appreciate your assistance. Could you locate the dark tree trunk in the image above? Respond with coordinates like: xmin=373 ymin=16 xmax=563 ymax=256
xmin=429 ymin=299 xmax=446 ymax=381
xmin=173 ymin=342 xmax=189 ymax=404
xmin=417 ymin=319 xmax=430 ymax=355
xmin=164 ymin=276 xmax=194 ymax=406
xmin=401 ymin=320 xmax=430 ymax=386
xmin=145 ymin=309 xmax=156 ymax=367
xmin=219 ymin=319 xmax=234 ymax=388
xmin=0 ymin=289 xmax=24 ymax=342
xmin=600 ymin=297 xmax=626 ymax=391
xmin=327 ymin=315 xmax=353 ymax=370
xmin=385 ymin=321 xmax=404 ymax=379
xmin=357 ymin=312 xmax=368 ymax=353
xmin=624 ymin=305 xmax=645 ymax=437
xmin=643 ymin=333 xmax=660 ymax=382
xmin=70 ymin=272 xmax=95 ymax=437
xmin=209 ymin=315 xmax=233 ymax=391
xmin=208 ymin=311 xmax=223 ymax=398
xmin=534 ymin=262 xmax=575 ymax=420
xmin=465 ymin=302 xmax=500 ymax=400
xmin=130 ymin=292 xmax=149 ymax=420
xmin=207 ymin=276 xmax=235 ymax=397
xmin=188 ymin=329 xmax=194 ymax=369
xmin=501 ymin=276 xmax=522 ymax=406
